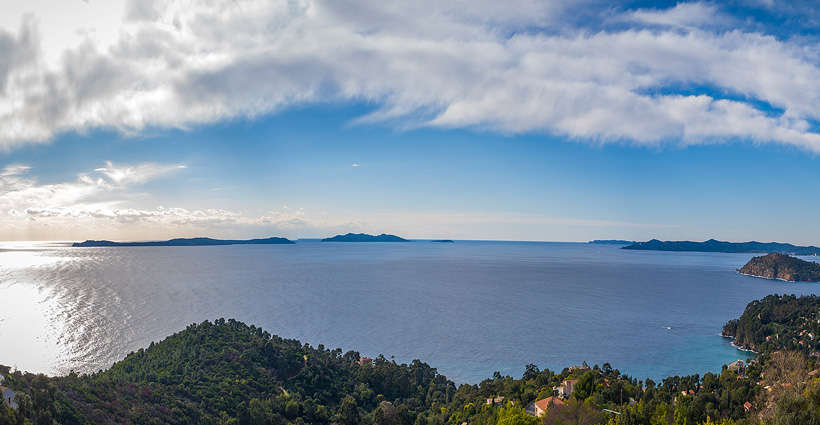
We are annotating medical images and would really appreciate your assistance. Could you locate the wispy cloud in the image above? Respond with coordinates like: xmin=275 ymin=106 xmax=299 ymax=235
xmin=0 ymin=162 xmax=187 ymax=234
xmin=93 ymin=161 xmax=185 ymax=186
xmin=1 ymin=1 xmax=820 ymax=151
xmin=627 ymin=3 xmax=728 ymax=29
xmin=0 ymin=162 xmax=363 ymax=239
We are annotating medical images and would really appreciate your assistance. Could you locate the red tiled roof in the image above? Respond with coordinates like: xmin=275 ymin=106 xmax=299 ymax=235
xmin=534 ymin=396 xmax=564 ymax=411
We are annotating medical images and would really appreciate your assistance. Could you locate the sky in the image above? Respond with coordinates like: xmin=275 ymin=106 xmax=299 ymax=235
xmin=1 ymin=0 xmax=820 ymax=243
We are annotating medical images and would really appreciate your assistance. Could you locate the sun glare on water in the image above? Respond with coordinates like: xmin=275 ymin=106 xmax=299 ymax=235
xmin=0 ymin=248 xmax=71 ymax=374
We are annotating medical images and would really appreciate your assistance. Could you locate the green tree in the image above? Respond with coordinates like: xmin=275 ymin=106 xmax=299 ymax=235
xmin=495 ymin=402 xmax=538 ymax=425
xmin=772 ymin=391 xmax=820 ymax=425
xmin=523 ymin=364 xmax=540 ymax=381
xmin=337 ymin=395 xmax=360 ymax=425
xmin=573 ymin=371 xmax=596 ymax=401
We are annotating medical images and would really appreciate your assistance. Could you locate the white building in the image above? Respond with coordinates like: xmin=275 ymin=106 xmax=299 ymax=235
xmin=0 ymin=386 xmax=16 ymax=409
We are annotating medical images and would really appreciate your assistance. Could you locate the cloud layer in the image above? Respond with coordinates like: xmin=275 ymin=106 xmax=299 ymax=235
xmin=0 ymin=162 xmax=367 ymax=240
xmin=2 ymin=1 xmax=820 ymax=151
xmin=1 ymin=160 xmax=679 ymax=241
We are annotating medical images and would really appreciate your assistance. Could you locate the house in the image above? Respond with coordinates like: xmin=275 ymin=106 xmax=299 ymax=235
xmin=556 ymin=379 xmax=578 ymax=399
xmin=0 ymin=387 xmax=16 ymax=409
xmin=744 ymin=401 xmax=754 ymax=413
xmin=486 ymin=396 xmax=505 ymax=406
xmin=533 ymin=396 xmax=563 ymax=416
xmin=356 ymin=357 xmax=373 ymax=366
xmin=728 ymin=360 xmax=744 ymax=373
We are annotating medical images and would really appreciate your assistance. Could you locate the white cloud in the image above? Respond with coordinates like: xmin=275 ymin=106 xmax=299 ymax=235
xmin=1 ymin=1 xmax=820 ymax=151
xmin=0 ymin=162 xmax=357 ymax=239
xmin=628 ymin=2 xmax=727 ymax=29
xmin=93 ymin=161 xmax=183 ymax=185
xmin=0 ymin=161 xmax=184 ymax=226
xmin=0 ymin=160 xmax=680 ymax=241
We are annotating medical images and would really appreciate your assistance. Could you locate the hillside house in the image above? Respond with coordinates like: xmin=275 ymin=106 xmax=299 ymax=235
xmin=533 ymin=396 xmax=563 ymax=416
xmin=486 ymin=396 xmax=505 ymax=405
xmin=0 ymin=387 xmax=16 ymax=409
xmin=556 ymin=379 xmax=578 ymax=399
xmin=728 ymin=360 xmax=745 ymax=373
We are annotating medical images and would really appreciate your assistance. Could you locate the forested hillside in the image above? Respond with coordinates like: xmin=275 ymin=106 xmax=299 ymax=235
xmin=722 ymin=294 xmax=820 ymax=354
xmin=1 ymin=319 xmax=450 ymax=425
xmin=1 ymin=311 xmax=819 ymax=424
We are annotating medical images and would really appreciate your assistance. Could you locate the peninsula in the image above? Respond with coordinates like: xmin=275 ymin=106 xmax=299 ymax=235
xmin=622 ymin=239 xmax=820 ymax=255
xmin=738 ymin=253 xmax=820 ymax=282
xmin=321 ymin=233 xmax=409 ymax=242
xmin=72 ymin=237 xmax=295 ymax=247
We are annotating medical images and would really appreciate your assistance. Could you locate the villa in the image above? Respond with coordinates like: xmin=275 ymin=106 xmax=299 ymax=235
xmin=0 ymin=386 xmax=16 ymax=409
xmin=533 ymin=396 xmax=563 ymax=416
xmin=728 ymin=360 xmax=745 ymax=373
xmin=556 ymin=379 xmax=578 ymax=399
xmin=486 ymin=396 xmax=505 ymax=406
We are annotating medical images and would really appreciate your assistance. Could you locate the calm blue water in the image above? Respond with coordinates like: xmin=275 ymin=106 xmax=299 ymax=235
xmin=0 ymin=240 xmax=817 ymax=383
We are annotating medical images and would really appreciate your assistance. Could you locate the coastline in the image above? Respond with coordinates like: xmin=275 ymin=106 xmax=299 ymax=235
xmin=720 ymin=333 xmax=758 ymax=355
xmin=736 ymin=270 xmax=795 ymax=283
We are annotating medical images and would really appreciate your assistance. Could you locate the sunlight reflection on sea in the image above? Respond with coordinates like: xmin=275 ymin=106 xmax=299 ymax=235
xmin=0 ymin=241 xmax=813 ymax=383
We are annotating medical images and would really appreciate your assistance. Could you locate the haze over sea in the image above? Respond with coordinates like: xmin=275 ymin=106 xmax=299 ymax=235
xmin=1 ymin=240 xmax=816 ymax=383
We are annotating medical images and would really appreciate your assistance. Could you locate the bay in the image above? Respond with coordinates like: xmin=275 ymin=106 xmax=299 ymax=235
xmin=0 ymin=240 xmax=816 ymax=383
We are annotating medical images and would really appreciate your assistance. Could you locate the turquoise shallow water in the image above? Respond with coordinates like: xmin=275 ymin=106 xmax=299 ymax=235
xmin=0 ymin=241 xmax=814 ymax=383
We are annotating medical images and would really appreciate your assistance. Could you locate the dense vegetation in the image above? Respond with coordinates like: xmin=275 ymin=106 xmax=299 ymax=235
xmin=723 ymin=294 xmax=820 ymax=355
xmin=737 ymin=254 xmax=820 ymax=282
xmin=0 ymin=320 xmax=760 ymax=425
xmin=623 ymin=239 xmax=820 ymax=255
xmin=5 ymin=300 xmax=820 ymax=425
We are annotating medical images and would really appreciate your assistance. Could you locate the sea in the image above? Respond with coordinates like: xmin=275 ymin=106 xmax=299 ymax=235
xmin=0 ymin=240 xmax=817 ymax=384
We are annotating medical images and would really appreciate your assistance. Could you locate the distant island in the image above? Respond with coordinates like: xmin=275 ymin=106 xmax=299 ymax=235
xmin=72 ymin=237 xmax=295 ymax=247
xmin=738 ymin=253 xmax=820 ymax=282
xmin=588 ymin=240 xmax=635 ymax=245
xmin=321 ymin=233 xmax=409 ymax=242
xmin=623 ymin=239 xmax=820 ymax=255
xmin=430 ymin=239 xmax=454 ymax=243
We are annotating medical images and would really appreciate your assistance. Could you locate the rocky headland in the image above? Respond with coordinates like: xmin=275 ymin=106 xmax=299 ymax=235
xmin=738 ymin=253 xmax=820 ymax=282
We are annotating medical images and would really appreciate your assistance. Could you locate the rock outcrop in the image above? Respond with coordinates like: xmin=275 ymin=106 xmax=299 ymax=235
xmin=738 ymin=253 xmax=820 ymax=282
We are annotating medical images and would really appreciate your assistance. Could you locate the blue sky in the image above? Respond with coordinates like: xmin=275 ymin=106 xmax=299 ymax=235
xmin=1 ymin=0 xmax=820 ymax=243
